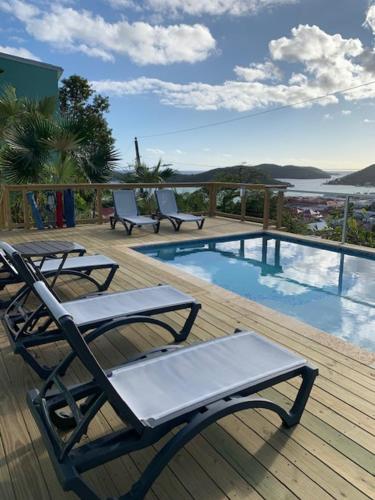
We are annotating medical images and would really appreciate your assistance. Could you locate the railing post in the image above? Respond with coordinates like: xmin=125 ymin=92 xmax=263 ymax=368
xmin=341 ymin=195 xmax=350 ymax=244
xmin=22 ymin=188 xmax=30 ymax=229
xmin=2 ymin=186 xmax=11 ymax=230
xmin=276 ymin=190 xmax=284 ymax=229
xmin=240 ymin=186 xmax=247 ymax=222
xmin=208 ymin=183 xmax=217 ymax=217
xmin=263 ymin=188 xmax=270 ymax=230
xmin=0 ymin=186 xmax=4 ymax=230
xmin=96 ymin=187 xmax=103 ymax=224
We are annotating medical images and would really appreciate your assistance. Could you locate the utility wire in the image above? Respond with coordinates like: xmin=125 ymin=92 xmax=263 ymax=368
xmin=138 ymin=80 xmax=375 ymax=139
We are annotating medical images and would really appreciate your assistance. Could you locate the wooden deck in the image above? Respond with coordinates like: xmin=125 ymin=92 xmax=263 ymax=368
xmin=0 ymin=217 xmax=374 ymax=500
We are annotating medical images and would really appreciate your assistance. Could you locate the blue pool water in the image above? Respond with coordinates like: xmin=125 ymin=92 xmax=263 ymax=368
xmin=137 ymin=234 xmax=375 ymax=351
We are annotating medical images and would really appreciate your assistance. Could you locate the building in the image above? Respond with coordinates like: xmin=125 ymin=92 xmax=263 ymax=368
xmin=0 ymin=51 xmax=63 ymax=100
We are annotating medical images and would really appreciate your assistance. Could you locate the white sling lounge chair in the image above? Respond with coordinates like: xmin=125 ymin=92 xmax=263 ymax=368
xmin=28 ymin=280 xmax=318 ymax=500
xmin=1 ymin=243 xmax=201 ymax=378
xmin=156 ymin=189 xmax=205 ymax=231
xmin=0 ymin=240 xmax=118 ymax=303
xmin=110 ymin=189 xmax=160 ymax=235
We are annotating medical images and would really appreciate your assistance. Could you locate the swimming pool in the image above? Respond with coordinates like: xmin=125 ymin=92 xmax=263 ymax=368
xmin=137 ymin=234 xmax=375 ymax=352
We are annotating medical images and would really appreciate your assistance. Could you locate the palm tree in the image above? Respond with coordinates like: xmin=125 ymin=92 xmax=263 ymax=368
xmin=0 ymin=86 xmax=120 ymax=184
xmin=119 ymin=159 xmax=176 ymax=184
xmin=0 ymin=115 xmax=52 ymax=184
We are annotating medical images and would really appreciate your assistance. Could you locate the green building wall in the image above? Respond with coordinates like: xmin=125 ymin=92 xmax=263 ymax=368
xmin=0 ymin=52 xmax=63 ymax=100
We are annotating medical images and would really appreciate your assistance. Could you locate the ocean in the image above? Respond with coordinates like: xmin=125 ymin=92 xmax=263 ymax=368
xmin=277 ymin=176 xmax=375 ymax=196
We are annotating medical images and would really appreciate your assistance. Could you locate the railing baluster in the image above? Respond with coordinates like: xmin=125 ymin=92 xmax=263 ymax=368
xmin=341 ymin=195 xmax=350 ymax=244
xmin=276 ymin=190 xmax=284 ymax=229
xmin=96 ymin=187 xmax=103 ymax=224
xmin=240 ymin=186 xmax=247 ymax=222
xmin=263 ymin=189 xmax=271 ymax=230
xmin=3 ymin=187 xmax=11 ymax=230
xmin=208 ymin=183 xmax=217 ymax=217
xmin=22 ymin=188 xmax=30 ymax=229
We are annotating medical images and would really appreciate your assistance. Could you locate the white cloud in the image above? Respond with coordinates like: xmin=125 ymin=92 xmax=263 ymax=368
xmin=109 ymin=0 xmax=299 ymax=16
xmin=234 ymin=60 xmax=281 ymax=81
xmin=146 ymin=147 xmax=165 ymax=155
xmin=0 ymin=44 xmax=40 ymax=60
xmin=92 ymin=22 xmax=375 ymax=112
xmin=270 ymin=24 xmax=363 ymax=63
xmin=323 ymin=113 xmax=333 ymax=120
xmin=0 ymin=0 xmax=216 ymax=65
xmin=364 ymin=118 xmax=375 ymax=123
xmin=342 ymin=109 xmax=351 ymax=115
xmin=365 ymin=4 xmax=375 ymax=31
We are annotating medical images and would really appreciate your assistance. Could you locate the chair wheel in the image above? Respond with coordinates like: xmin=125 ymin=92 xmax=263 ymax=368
xmin=50 ymin=408 xmax=76 ymax=431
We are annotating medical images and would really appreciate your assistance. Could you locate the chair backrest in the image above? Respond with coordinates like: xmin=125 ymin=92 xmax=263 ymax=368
xmin=0 ymin=241 xmax=19 ymax=277
xmin=32 ymin=280 xmax=142 ymax=429
xmin=113 ymin=190 xmax=138 ymax=217
xmin=155 ymin=189 xmax=178 ymax=214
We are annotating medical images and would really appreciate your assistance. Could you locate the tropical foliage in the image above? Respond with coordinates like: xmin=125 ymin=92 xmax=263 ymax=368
xmin=0 ymin=83 xmax=120 ymax=184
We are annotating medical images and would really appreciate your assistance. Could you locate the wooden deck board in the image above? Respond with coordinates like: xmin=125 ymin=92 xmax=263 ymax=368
xmin=0 ymin=217 xmax=374 ymax=499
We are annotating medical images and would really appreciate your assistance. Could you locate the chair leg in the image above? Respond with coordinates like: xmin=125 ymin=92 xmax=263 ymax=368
xmin=283 ymin=366 xmax=318 ymax=427
xmin=153 ymin=221 xmax=160 ymax=233
xmin=110 ymin=216 xmax=116 ymax=229
xmin=96 ymin=265 xmax=119 ymax=292
xmin=177 ymin=303 xmax=201 ymax=341
xmin=122 ymin=221 xmax=134 ymax=235
xmin=197 ymin=218 xmax=205 ymax=230
xmin=170 ymin=218 xmax=182 ymax=231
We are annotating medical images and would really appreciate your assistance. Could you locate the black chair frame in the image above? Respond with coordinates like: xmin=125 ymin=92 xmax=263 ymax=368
xmin=156 ymin=213 xmax=205 ymax=232
xmin=110 ymin=214 xmax=160 ymax=235
xmin=0 ymin=246 xmax=118 ymax=309
xmin=2 ymin=251 xmax=200 ymax=379
xmin=27 ymin=290 xmax=318 ymax=500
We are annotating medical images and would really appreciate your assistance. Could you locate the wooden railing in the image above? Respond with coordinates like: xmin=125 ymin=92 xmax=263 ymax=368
xmin=0 ymin=182 xmax=288 ymax=231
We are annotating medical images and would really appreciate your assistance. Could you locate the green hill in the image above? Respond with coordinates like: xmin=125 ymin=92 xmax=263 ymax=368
xmin=170 ymin=164 xmax=329 ymax=183
xmin=169 ymin=165 xmax=288 ymax=185
xmin=254 ymin=164 xmax=330 ymax=179
xmin=327 ymin=164 xmax=375 ymax=186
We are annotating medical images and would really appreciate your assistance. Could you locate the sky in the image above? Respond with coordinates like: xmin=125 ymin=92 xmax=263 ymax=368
xmin=1 ymin=0 xmax=375 ymax=172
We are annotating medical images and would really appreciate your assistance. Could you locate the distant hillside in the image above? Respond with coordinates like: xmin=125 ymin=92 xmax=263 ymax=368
xmin=327 ymin=165 xmax=375 ymax=186
xmin=170 ymin=164 xmax=329 ymax=183
xmin=169 ymin=165 xmax=288 ymax=185
xmin=254 ymin=164 xmax=330 ymax=179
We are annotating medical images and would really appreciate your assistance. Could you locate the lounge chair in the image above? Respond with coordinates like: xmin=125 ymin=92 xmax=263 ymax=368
xmin=0 ymin=241 xmax=119 ymax=302
xmin=1 ymin=243 xmax=201 ymax=378
xmin=155 ymin=189 xmax=205 ymax=231
xmin=28 ymin=280 xmax=318 ymax=500
xmin=0 ymin=240 xmax=85 ymax=288
xmin=110 ymin=189 xmax=160 ymax=235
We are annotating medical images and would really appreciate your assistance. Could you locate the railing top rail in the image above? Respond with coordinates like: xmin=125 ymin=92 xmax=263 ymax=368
xmin=2 ymin=182 xmax=212 ymax=190
xmin=1 ymin=181 xmax=290 ymax=191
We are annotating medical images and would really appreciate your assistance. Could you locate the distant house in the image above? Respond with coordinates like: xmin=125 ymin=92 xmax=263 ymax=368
xmin=0 ymin=52 xmax=63 ymax=101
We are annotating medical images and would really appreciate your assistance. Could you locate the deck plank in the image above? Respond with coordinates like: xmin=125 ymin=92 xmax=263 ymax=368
xmin=0 ymin=218 xmax=374 ymax=499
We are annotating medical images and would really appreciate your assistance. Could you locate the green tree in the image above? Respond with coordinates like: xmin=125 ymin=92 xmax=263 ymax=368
xmin=59 ymin=75 xmax=117 ymax=182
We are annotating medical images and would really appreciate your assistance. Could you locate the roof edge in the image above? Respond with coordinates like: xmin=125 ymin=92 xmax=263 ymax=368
xmin=0 ymin=52 xmax=63 ymax=78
